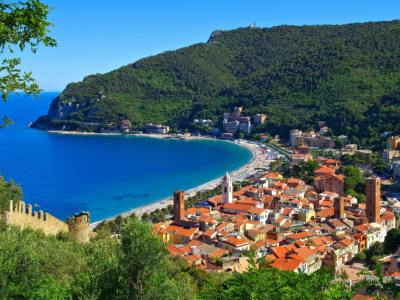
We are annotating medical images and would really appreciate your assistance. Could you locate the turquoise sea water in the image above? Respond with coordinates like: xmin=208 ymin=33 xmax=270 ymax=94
xmin=0 ymin=93 xmax=252 ymax=222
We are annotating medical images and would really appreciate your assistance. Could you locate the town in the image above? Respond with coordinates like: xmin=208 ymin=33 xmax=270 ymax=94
xmin=142 ymin=116 xmax=400 ymax=299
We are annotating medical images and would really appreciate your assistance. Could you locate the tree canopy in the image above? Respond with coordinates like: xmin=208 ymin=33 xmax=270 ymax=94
xmin=0 ymin=0 xmax=57 ymax=128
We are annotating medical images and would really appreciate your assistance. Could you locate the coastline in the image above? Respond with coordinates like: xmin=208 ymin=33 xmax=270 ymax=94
xmin=88 ymin=138 xmax=261 ymax=230
xmin=28 ymin=127 xmax=262 ymax=230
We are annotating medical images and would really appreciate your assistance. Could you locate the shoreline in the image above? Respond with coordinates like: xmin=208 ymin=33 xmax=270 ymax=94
xmin=88 ymin=138 xmax=261 ymax=230
xmin=28 ymin=127 xmax=264 ymax=230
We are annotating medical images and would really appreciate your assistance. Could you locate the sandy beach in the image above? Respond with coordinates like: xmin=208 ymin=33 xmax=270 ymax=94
xmin=89 ymin=139 xmax=272 ymax=230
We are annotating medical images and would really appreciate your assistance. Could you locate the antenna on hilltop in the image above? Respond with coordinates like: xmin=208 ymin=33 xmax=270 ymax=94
xmin=254 ymin=21 xmax=256 ymax=28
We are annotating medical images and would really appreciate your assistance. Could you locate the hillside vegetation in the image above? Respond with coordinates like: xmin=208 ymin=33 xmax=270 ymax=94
xmin=38 ymin=20 xmax=400 ymax=143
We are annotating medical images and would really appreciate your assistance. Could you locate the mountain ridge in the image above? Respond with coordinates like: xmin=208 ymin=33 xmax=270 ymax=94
xmin=33 ymin=20 xmax=400 ymax=147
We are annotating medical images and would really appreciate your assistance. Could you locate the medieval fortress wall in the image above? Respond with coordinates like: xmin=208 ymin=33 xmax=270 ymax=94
xmin=0 ymin=200 xmax=91 ymax=242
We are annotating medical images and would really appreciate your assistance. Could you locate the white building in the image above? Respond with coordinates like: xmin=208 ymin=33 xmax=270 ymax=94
xmin=222 ymin=172 xmax=232 ymax=204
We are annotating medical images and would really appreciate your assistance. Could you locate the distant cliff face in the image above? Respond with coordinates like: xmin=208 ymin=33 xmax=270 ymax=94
xmin=47 ymin=96 xmax=80 ymax=120
xmin=32 ymin=20 xmax=400 ymax=140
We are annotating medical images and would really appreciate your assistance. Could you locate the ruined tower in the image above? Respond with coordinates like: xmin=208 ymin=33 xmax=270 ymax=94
xmin=366 ymin=178 xmax=381 ymax=223
xmin=334 ymin=197 xmax=344 ymax=219
xmin=174 ymin=190 xmax=186 ymax=221
xmin=67 ymin=212 xmax=91 ymax=242
xmin=222 ymin=171 xmax=233 ymax=204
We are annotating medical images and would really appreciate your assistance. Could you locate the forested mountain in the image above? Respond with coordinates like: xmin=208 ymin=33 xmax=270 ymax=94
xmin=35 ymin=20 xmax=400 ymax=142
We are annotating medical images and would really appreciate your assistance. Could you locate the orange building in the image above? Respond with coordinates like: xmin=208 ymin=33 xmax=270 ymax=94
xmin=366 ymin=178 xmax=381 ymax=223
xmin=174 ymin=190 xmax=186 ymax=221
xmin=387 ymin=136 xmax=400 ymax=150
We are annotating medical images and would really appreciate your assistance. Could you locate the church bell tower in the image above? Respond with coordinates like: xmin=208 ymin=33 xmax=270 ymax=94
xmin=222 ymin=171 xmax=233 ymax=204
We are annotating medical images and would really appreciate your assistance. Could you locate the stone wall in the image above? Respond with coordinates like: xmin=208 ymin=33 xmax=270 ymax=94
xmin=0 ymin=200 xmax=69 ymax=235
xmin=0 ymin=200 xmax=92 ymax=242
xmin=67 ymin=212 xmax=91 ymax=242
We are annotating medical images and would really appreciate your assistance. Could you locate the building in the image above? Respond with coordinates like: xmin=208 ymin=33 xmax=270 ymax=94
xmin=356 ymin=150 xmax=372 ymax=158
xmin=221 ymin=133 xmax=234 ymax=140
xmin=334 ymin=197 xmax=344 ymax=219
xmin=387 ymin=136 xmax=400 ymax=150
xmin=298 ymin=208 xmax=315 ymax=224
xmin=145 ymin=123 xmax=169 ymax=134
xmin=120 ymin=120 xmax=131 ymax=133
xmin=366 ymin=178 xmax=381 ymax=223
xmin=298 ymin=145 xmax=310 ymax=154
xmin=210 ymin=127 xmax=221 ymax=135
xmin=232 ymin=107 xmax=242 ymax=117
xmin=290 ymin=129 xmax=303 ymax=147
xmin=238 ymin=121 xmax=251 ymax=134
xmin=224 ymin=121 xmax=240 ymax=134
xmin=323 ymin=148 xmax=338 ymax=157
xmin=221 ymin=172 xmax=233 ymax=204
xmin=291 ymin=154 xmax=313 ymax=165
xmin=174 ymin=190 xmax=186 ymax=221
xmin=319 ymin=127 xmax=328 ymax=134
xmin=314 ymin=173 xmax=344 ymax=196
xmin=254 ymin=114 xmax=266 ymax=125
xmin=304 ymin=136 xmax=335 ymax=149
xmin=383 ymin=150 xmax=399 ymax=163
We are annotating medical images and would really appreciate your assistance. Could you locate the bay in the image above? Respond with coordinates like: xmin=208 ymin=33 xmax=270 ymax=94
xmin=0 ymin=92 xmax=252 ymax=222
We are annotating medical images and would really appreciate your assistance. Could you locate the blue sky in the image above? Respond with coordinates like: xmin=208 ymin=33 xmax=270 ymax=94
xmin=8 ymin=0 xmax=400 ymax=92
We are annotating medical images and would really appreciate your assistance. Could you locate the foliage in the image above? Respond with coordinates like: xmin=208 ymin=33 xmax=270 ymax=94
xmin=345 ymin=188 xmax=366 ymax=203
xmin=291 ymin=160 xmax=319 ymax=184
xmin=335 ymin=138 xmax=344 ymax=149
xmin=356 ymin=263 xmax=400 ymax=299
xmin=36 ymin=20 xmax=400 ymax=144
xmin=199 ymin=250 xmax=352 ymax=299
xmin=343 ymin=166 xmax=366 ymax=194
xmin=0 ymin=0 xmax=57 ymax=128
xmin=355 ymin=251 xmax=366 ymax=262
xmin=0 ymin=173 xmax=23 ymax=211
xmin=384 ymin=228 xmax=400 ymax=253
xmin=373 ymin=158 xmax=388 ymax=172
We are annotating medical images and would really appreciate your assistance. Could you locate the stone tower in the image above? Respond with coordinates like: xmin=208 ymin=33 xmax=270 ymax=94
xmin=366 ymin=178 xmax=381 ymax=223
xmin=334 ymin=197 xmax=344 ymax=219
xmin=222 ymin=171 xmax=233 ymax=204
xmin=67 ymin=212 xmax=90 ymax=242
xmin=174 ymin=190 xmax=186 ymax=221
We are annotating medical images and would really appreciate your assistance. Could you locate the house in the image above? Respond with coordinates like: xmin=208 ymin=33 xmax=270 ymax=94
xmin=291 ymin=154 xmax=313 ymax=165
xmin=285 ymin=231 xmax=317 ymax=244
xmin=326 ymin=219 xmax=347 ymax=235
xmin=169 ymin=227 xmax=199 ymax=244
xmin=321 ymin=238 xmax=357 ymax=269
xmin=261 ymin=135 xmax=269 ymax=141
xmin=201 ymin=229 xmax=217 ymax=244
xmin=319 ymin=127 xmax=329 ymax=134
xmin=267 ymin=257 xmax=304 ymax=273
xmin=218 ymin=236 xmax=251 ymax=252
xmin=120 ymin=120 xmax=131 ymax=132
xmin=248 ymin=207 xmax=269 ymax=224
xmin=246 ymin=229 xmax=266 ymax=242
xmin=298 ymin=208 xmax=315 ymax=224
xmin=314 ymin=167 xmax=336 ymax=177
xmin=314 ymin=173 xmax=344 ymax=196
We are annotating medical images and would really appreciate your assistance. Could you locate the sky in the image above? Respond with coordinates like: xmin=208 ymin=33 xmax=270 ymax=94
xmin=7 ymin=0 xmax=400 ymax=92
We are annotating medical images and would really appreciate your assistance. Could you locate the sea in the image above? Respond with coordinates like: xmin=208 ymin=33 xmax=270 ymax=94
xmin=0 ymin=92 xmax=252 ymax=222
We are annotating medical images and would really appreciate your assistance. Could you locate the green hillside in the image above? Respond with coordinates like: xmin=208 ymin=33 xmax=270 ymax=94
xmin=36 ymin=20 xmax=400 ymax=144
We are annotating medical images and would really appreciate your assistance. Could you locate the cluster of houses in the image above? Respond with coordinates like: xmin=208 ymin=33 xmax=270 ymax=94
xmin=153 ymin=165 xmax=396 ymax=278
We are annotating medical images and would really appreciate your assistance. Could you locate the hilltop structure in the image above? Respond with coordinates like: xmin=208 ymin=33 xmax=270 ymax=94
xmin=0 ymin=200 xmax=93 ymax=242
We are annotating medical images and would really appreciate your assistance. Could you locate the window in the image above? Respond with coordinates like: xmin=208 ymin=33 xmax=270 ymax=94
xmin=224 ymin=187 xmax=227 ymax=193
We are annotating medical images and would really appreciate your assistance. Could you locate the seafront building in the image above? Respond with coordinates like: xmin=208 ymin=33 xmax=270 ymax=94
xmin=145 ymin=123 xmax=169 ymax=134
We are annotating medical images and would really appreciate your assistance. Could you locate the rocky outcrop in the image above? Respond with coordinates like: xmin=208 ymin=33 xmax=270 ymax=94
xmin=46 ymin=96 xmax=80 ymax=120
xmin=207 ymin=30 xmax=222 ymax=44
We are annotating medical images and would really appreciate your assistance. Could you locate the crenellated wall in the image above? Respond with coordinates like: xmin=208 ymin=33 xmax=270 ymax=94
xmin=67 ymin=212 xmax=91 ymax=242
xmin=0 ymin=200 xmax=92 ymax=242
xmin=0 ymin=200 xmax=69 ymax=235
